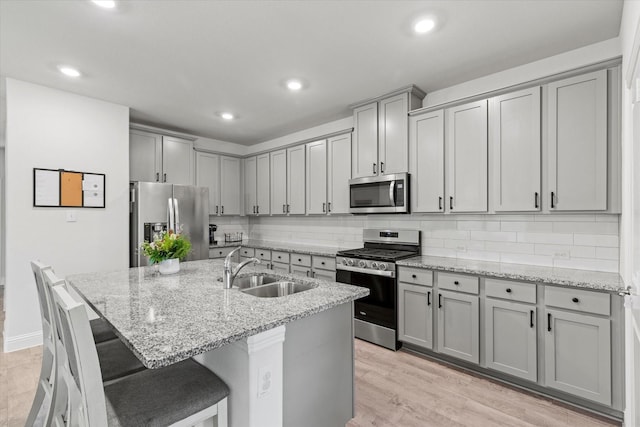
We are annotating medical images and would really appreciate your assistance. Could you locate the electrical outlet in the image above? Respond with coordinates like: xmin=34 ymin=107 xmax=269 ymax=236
xmin=258 ymin=366 xmax=272 ymax=398
xmin=553 ymin=251 xmax=569 ymax=259
xmin=456 ymin=245 xmax=467 ymax=252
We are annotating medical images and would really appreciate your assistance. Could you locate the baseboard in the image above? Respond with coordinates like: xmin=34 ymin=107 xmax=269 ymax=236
xmin=3 ymin=330 xmax=42 ymax=352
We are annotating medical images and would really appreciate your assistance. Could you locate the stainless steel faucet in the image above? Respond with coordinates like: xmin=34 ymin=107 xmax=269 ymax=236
xmin=223 ymin=247 xmax=260 ymax=289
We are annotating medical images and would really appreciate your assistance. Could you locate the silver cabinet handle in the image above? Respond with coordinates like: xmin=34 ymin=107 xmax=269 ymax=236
xmin=380 ymin=162 xmax=384 ymax=174
xmin=438 ymin=197 xmax=443 ymax=210
xmin=287 ymin=204 xmax=290 ymax=213
xmin=156 ymin=172 xmax=160 ymax=182
xmin=534 ymin=192 xmax=539 ymax=209
xmin=372 ymin=163 xmax=377 ymax=175
xmin=283 ymin=204 xmax=286 ymax=213
xmin=163 ymin=173 xmax=167 ymax=182
xmin=253 ymin=205 xmax=256 ymax=214
xmin=328 ymin=202 xmax=331 ymax=212
xmin=551 ymin=192 xmax=556 ymax=208
xmin=221 ymin=206 xmax=224 ymax=214
xmin=216 ymin=206 xmax=219 ymax=215
xmin=322 ymin=202 xmax=326 ymax=213
xmin=256 ymin=205 xmax=259 ymax=214
xmin=450 ymin=196 xmax=454 ymax=210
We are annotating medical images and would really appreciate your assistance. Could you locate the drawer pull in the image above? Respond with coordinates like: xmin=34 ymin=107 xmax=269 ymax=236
xmin=298 ymin=258 xmax=302 ymax=262
xmin=547 ymin=313 xmax=552 ymax=332
xmin=427 ymin=291 xmax=431 ymax=306
xmin=454 ymin=281 xmax=459 ymax=285
xmin=530 ymin=310 xmax=534 ymax=328
xmin=572 ymin=297 xmax=579 ymax=303
xmin=412 ymin=274 xmax=417 ymax=279
xmin=506 ymin=288 xmax=512 ymax=293
xmin=438 ymin=294 xmax=442 ymax=309
xmin=321 ymin=262 xmax=325 ymax=265
xmin=278 ymin=256 xmax=281 ymax=259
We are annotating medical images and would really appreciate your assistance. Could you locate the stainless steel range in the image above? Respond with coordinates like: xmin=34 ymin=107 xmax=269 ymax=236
xmin=336 ymin=229 xmax=420 ymax=350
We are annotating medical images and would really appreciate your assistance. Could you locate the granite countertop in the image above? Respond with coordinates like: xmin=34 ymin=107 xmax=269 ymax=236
xmin=68 ymin=259 xmax=368 ymax=369
xmin=210 ymin=239 xmax=358 ymax=257
xmin=397 ymin=256 xmax=625 ymax=293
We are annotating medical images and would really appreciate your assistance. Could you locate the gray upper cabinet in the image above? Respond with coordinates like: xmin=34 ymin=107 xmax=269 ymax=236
xmin=351 ymin=86 xmax=425 ymax=178
xmin=130 ymin=130 xmax=193 ymax=185
xmin=352 ymin=102 xmax=379 ymax=178
xmin=409 ymin=110 xmax=445 ymax=213
xmin=490 ymin=87 xmax=541 ymax=212
xmin=547 ymin=69 xmax=607 ymax=211
xmin=398 ymin=282 xmax=433 ymax=350
xmin=327 ymin=133 xmax=352 ymax=214
xmin=287 ymin=145 xmax=306 ymax=214
xmin=244 ymin=154 xmax=270 ymax=215
xmin=446 ymin=100 xmax=488 ymax=213
xmin=244 ymin=156 xmax=257 ymax=215
xmin=436 ymin=289 xmax=480 ymax=364
xmin=270 ymin=149 xmax=287 ymax=215
xmin=484 ymin=298 xmax=537 ymax=382
xmin=544 ymin=308 xmax=611 ymax=405
xmin=197 ymin=153 xmax=240 ymax=216
xmin=306 ymin=140 xmax=328 ymax=215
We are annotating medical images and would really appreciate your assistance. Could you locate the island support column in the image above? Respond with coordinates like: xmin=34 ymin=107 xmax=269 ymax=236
xmin=196 ymin=326 xmax=286 ymax=427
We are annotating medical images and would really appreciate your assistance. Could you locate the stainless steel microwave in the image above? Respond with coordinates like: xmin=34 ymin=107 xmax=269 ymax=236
xmin=349 ymin=173 xmax=409 ymax=214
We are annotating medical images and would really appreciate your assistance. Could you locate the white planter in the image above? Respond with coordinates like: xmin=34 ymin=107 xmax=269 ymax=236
xmin=158 ymin=258 xmax=180 ymax=275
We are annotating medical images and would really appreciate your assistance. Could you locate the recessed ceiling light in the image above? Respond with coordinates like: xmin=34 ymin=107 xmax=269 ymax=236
xmin=220 ymin=112 xmax=234 ymax=120
xmin=414 ymin=18 xmax=436 ymax=34
xmin=91 ymin=0 xmax=116 ymax=8
xmin=58 ymin=66 xmax=81 ymax=78
xmin=286 ymin=79 xmax=303 ymax=91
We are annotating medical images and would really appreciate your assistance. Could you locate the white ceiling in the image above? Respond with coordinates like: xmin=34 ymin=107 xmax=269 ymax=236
xmin=0 ymin=0 xmax=623 ymax=145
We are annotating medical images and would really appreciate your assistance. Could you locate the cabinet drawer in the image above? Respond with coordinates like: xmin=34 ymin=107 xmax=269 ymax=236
xmin=209 ymin=247 xmax=235 ymax=259
xmin=270 ymin=261 xmax=289 ymax=274
xmin=485 ymin=279 xmax=536 ymax=304
xmin=545 ymin=286 xmax=610 ymax=316
xmin=271 ymin=251 xmax=290 ymax=264
xmin=291 ymin=253 xmax=312 ymax=267
xmin=255 ymin=249 xmax=271 ymax=261
xmin=312 ymin=256 xmax=336 ymax=271
xmin=437 ymin=272 xmax=479 ymax=294
xmin=240 ymin=247 xmax=255 ymax=258
xmin=398 ymin=267 xmax=433 ymax=287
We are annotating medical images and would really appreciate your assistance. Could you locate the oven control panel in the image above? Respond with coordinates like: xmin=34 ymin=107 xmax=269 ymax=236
xmin=336 ymin=257 xmax=394 ymax=276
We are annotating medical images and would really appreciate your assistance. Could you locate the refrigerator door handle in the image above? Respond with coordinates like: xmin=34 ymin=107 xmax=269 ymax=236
xmin=174 ymin=198 xmax=180 ymax=232
xmin=167 ymin=198 xmax=175 ymax=232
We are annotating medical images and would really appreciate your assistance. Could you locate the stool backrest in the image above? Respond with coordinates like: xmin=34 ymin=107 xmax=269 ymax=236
xmin=45 ymin=270 xmax=108 ymax=427
xmin=30 ymin=261 xmax=54 ymax=340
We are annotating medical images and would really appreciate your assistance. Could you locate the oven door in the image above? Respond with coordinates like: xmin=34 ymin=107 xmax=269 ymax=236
xmin=349 ymin=173 xmax=408 ymax=214
xmin=336 ymin=269 xmax=396 ymax=329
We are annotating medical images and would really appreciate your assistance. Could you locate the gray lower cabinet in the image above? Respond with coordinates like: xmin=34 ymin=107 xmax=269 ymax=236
xmin=271 ymin=261 xmax=289 ymax=274
xmin=544 ymin=308 xmax=611 ymax=406
xmin=313 ymin=270 xmax=335 ymax=282
xmin=291 ymin=265 xmax=312 ymax=277
xmin=436 ymin=289 xmax=479 ymax=364
xmin=484 ymin=298 xmax=537 ymax=381
xmin=398 ymin=282 xmax=433 ymax=350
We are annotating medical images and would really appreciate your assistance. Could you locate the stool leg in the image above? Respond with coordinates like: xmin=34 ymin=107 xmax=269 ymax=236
xmin=216 ymin=397 xmax=228 ymax=427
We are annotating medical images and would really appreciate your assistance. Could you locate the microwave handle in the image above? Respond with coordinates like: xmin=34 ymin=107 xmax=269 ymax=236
xmin=389 ymin=181 xmax=396 ymax=206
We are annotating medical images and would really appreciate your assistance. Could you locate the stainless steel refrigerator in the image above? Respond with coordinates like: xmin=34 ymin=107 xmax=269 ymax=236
xmin=130 ymin=182 xmax=209 ymax=267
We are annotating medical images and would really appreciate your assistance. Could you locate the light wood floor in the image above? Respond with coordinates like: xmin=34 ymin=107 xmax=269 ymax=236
xmin=0 ymin=289 xmax=621 ymax=426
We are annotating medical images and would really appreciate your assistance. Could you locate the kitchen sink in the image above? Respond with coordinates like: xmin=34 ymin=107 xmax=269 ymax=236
xmin=241 ymin=281 xmax=315 ymax=298
xmin=233 ymin=274 xmax=281 ymax=290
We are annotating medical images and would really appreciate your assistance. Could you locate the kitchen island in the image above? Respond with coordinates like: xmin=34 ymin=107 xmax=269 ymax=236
xmin=68 ymin=259 xmax=368 ymax=427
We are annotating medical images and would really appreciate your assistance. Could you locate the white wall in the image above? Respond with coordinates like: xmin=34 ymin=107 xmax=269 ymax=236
xmin=4 ymin=79 xmax=130 ymax=351
xmin=424 ymin=37 xmax=621 ymax=107
xmin=0 ymin=147 xmax=4 ymax=287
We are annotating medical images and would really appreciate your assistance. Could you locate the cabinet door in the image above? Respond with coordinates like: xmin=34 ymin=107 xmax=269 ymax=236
xmin=446 ymin=100 xmax=488 ymax=212
xmin=544 ymin=308 xmax=611 ymax=405
xmin=195 ymin=152 xmax=220 ymax=215
xmin=244 ymin=156 xmax=257 ymax=215
xmin=352 ymin=102 xmax=379 ymax=178
xmin=437 ymin=290 xmax=479 ymax=363
xmin=327 ymin=133 xmax=351 ymax=214
xmin=398 ymin=283 xmax=433 ymax=350
xmin=490 ymin=87 xmax=541 ymax=212
xmin=547 ymin=70 xmax=607 ymax=211
xmin=256 ymin=153 xmax=270 ymax=215
xmin=306 ymin=140 xmax=327 ymax=214
xmin=130 ymin=130 xmax=162 ymax=182
xmin=312 ymin=270 xmax=335 ymax=282
xmin=485 ymin=299 xmax=537 ymax=382
xmin=378 ymin=92 xmax=409 ymax=175
xmin=270 ymin=150 xmax=287 ymax=215
xmin=287 ymin=145 xmax=306 ymax=214
xmin=290 ymin=265 xmax=311 ymax=277
xmin=162 ymin=136 xmax=193 ymax=185
xmin=409 ymin=110 xmax=445 ymax=212
xmin=271 ymin=261 xmax=290 ymax=274
xmin=220 ymin=156 xmax=240 ymax=215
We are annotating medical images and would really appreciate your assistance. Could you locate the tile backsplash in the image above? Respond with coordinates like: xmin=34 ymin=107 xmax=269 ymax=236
xmin=247 ymin=213 xmax=620 ymax=273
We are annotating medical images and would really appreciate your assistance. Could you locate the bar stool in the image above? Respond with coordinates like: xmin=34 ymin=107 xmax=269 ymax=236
xmin=50 ymin=284 xmax=229 ymax=427
xmin=26 ymin=262 xmax=146 ymax=426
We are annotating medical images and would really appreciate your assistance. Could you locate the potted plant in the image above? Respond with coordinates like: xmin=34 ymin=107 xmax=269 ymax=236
xmin=141 ymin=230 xmax=192 ymax=275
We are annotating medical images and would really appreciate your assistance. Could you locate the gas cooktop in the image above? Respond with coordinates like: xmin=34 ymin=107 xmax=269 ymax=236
xmin=336 ymin=247 xmax=417 ymax=262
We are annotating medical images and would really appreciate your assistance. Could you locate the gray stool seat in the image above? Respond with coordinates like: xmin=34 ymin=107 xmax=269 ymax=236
xmin=96 ymin=339 xmax=146 ymax=382
xmin=90 ymin=318 xmax=118 ymax=343
xmin=104 ymin=359 xmax=230 ymax=427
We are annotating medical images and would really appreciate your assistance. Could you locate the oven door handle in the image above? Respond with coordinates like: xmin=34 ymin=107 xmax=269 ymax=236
xmin=336 ymin=264 xmax=395 ymax=278
xmin=389 ymin=181 xmax=396 ymax=206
